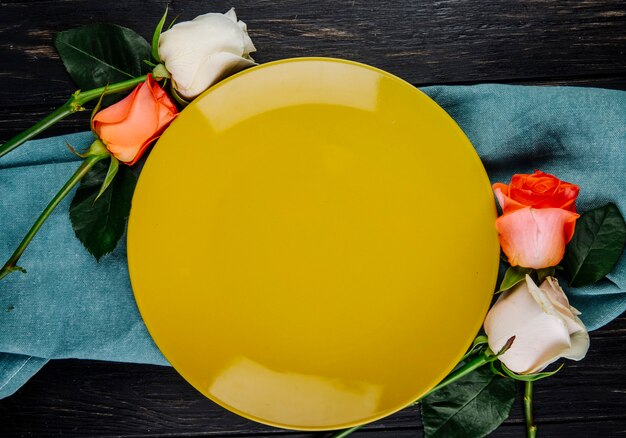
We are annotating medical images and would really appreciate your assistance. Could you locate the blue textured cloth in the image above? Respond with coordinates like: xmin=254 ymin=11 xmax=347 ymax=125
xmin=1 ymin=84 xmax=625 ymax=398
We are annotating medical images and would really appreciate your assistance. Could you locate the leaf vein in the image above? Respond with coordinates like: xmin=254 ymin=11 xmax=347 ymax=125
xmin=430 ymin=375 xmax=496 ymax=437
xmin=57 ymin=40 xmax=135 ymax=79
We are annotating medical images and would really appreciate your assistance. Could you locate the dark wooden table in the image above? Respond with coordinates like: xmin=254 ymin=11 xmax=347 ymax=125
xmin=1 ymin=1 xmax=626 ymax=436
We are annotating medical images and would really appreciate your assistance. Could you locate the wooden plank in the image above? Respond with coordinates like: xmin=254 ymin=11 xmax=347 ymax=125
xmin=231 ymin=420 xmax=626 ymax=437
xmin=0 ymin=316 xmax=624 ymax=436
xmin=0 ymin=0 xmax=625 ymax=106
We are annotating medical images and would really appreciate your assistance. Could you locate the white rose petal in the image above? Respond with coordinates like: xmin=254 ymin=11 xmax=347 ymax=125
xmin=484 ymin=275 xmax=589 ymax=374
xmin=539 ymin=277 xmax=590 ymax=361
xmin=158 ymin=8 xmax=257 ymax=100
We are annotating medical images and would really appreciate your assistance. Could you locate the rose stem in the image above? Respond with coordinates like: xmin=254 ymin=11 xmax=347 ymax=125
xmin=328 ymin=352 xmax=492 ymax=437
xmin=0 ymin=147 xmax=108 ymax=281
xmin=0 ymin=75 xmax=147 ymax=160
xmin=524 ymin=381 xmax=537 ymax=438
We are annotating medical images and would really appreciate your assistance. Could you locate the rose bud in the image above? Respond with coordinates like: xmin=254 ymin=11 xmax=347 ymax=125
xmin=92 ymin=74 xmax=178 ymax=165
xmin=484 ymin=275 xmax=589 ymax=374
xmin=158 ymin=8 xmax=257 ymax=100
xmin=493 ymin=170 xmax=580 ymax=269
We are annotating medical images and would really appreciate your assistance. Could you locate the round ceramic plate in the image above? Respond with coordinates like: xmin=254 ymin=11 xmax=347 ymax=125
xmin=128 ymin=58 xmax=499 ymax=431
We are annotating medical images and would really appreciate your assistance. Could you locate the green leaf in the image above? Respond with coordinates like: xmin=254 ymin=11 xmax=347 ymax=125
xmin=89 ymin=85 xmax=108 ymax=134
xmin=167 ymin=16 xmax=179 ymax=31
xmin=152 ymin=7 xmax=168 ymax=63
xmin=95 ymin=156 xmax=119 ymax=203
xmin=421 ymin=365 xmax=516 ymax=438
xmin=70 ymin=160 xmax=138 ymax=260
xmin=535 ymin=267 xmax=555 ymax=284
xmin=54 ymin=24 xmax=151 ymax=102
xmin=169 ymin=84 xmax=190 ymax=107
xmin=489 ymin=361 xmax=507 ymax=377
xmin=500 ymin=362 xmax=563 ymax=382
xmin=461 ymin=336 xmax=489 ymax=362
xmin=497 ymin=266 xmax=532 ymax=293
xmin=563 ymin=203 xmax=626 ymax=287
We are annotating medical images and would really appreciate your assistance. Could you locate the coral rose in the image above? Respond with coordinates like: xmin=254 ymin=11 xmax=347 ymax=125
xmin=493 ymin=170 xmax=580 ymax=269
xmin=92 ymin=74 xmax=178 ymax=165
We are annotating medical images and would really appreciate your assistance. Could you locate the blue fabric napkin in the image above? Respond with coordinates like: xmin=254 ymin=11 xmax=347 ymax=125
xmin=1 ymin=84 xmax=625 ymax=399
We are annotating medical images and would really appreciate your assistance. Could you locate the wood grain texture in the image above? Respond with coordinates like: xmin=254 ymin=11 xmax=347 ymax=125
xmin=0 ymin=0 xmax=625 ymax=98
xmin=1 ymin=0 xmax=626 ymax=140
xmin=1 ymin=0 xmax=626 ymax=93
xmin=1 ymin=318 xmax=624 ymax=437
xmin=1 ymin=0 xmax=626 ymax=436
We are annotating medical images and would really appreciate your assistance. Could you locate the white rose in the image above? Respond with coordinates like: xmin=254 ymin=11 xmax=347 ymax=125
xmin=158 ymin=8 xmax=256 ymax=100
xmin=484 ymin=275 xmax=589 ymax=374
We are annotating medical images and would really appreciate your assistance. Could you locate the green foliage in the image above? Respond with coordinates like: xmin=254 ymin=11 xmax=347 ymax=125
xmin=489 ymin=360 xmax=563 ymax=382
xmin=152 ymin=7 xmax=169 ymax=63
xmin=461 ymin=335 xmax=489 ymax=361
xmin=54 ymin=24 xmax=151 ymax=103
xmin=497 ymin=266 xmax=532 ymax=293
xmin=535 ymin=267 xmax=556 ymax=284
xmin=421 ymin=364 xmax=516 ymax=438
xmin=95 ymin=156 xmax=119 ymax=202
xmin=70 ymin=160 xmax=137 ymax=260
xmin=563 ymin=203 xmax=626 ymax=287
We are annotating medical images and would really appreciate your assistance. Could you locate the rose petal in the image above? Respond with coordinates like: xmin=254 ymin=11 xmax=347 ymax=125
xmin=159 ymin=10 xmax=257 ymax=100
xmin=237 ymin=20 xmax=257 ymax=55
xmin=92 ymin=86 xmax=140 ymax=128
xmin=495 ymin=207 xmax=579 ymax=268
xmin=562 ymin=330 xmax=590 ymax=361
xmin=484 ymin=276 xmax=571 ymax=374
xmin=493 ymin=183 xmax=527 ymax=213
xmin=224 ymin=7 xmax=238 ymax=22
xmin=539 ymin=277 xmax=584 ymax=332
xmin=99 ymin=80 xmax=162 ymax=162
xmin=503 ymin=170 xmax=579 ymax=210
xmin=94 ymin=75 xmax=178 ymax=165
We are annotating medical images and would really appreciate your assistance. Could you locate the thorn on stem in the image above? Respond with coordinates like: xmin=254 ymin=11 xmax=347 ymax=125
xmin=66 ymin=142 xmax=88 ymax=158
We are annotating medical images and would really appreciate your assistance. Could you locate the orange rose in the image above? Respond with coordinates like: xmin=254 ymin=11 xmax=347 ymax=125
xmin=493 ymin=171 xmax=580 ymax=269
xmin=92 ymin=74 xmax=178 ymax=165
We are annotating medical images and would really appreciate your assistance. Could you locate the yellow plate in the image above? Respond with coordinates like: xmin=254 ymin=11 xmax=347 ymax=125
xmin=128 ymin=58 xmax=499 ymax=431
